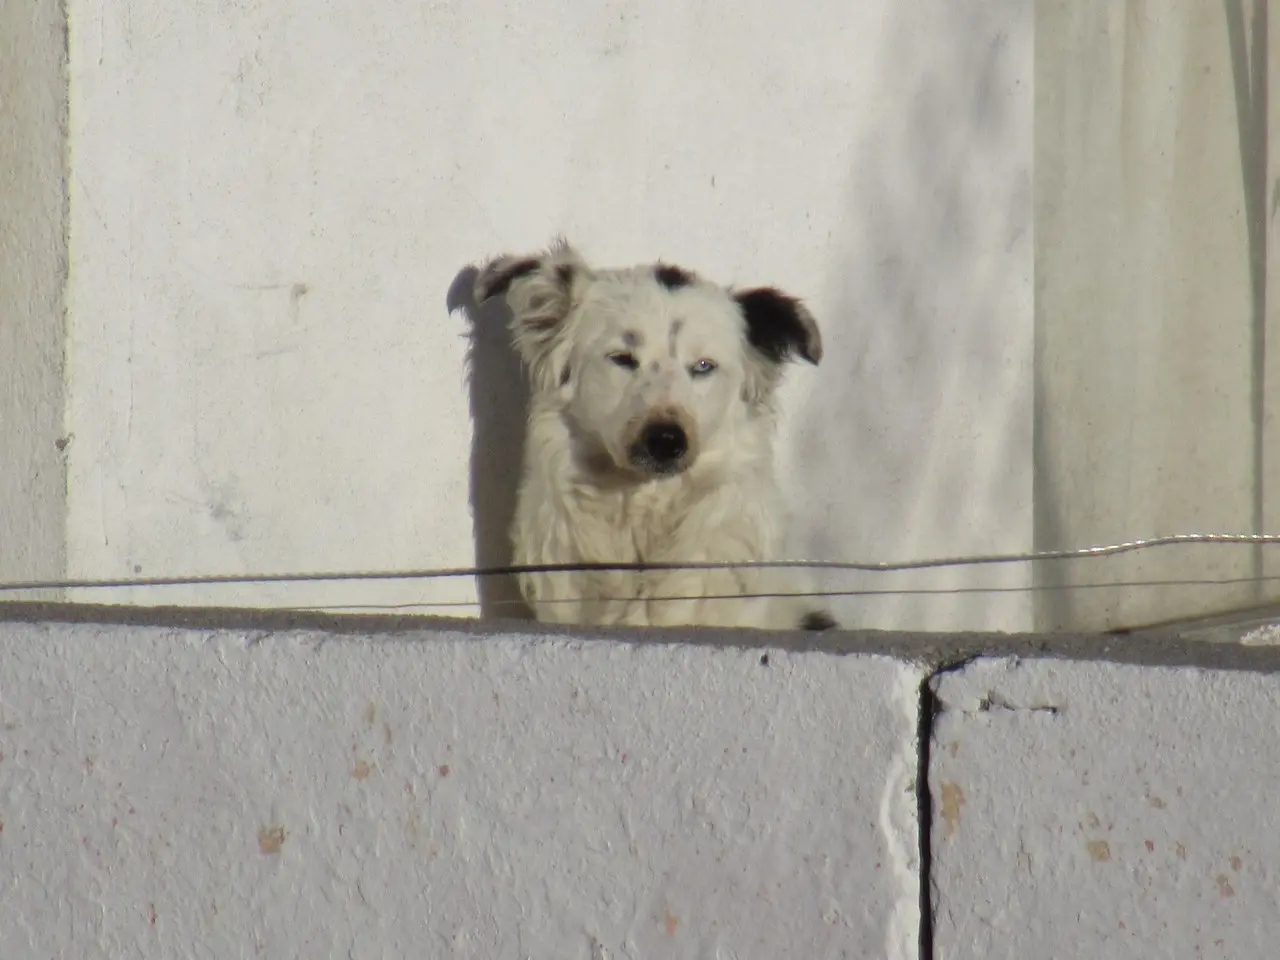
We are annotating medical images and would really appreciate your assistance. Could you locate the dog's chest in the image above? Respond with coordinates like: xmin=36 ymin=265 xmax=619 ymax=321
xmin=567 ymin=479 xmax=694 ymax=562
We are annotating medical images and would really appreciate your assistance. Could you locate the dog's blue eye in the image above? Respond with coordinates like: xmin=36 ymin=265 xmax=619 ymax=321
xmin=690 ymin=359 xmax=717 ymax=377
xmin=609 ymin=352 xmax=639 ymax=370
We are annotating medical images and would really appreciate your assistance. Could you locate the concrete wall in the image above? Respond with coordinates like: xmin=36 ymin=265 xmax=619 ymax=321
xmin=57 ymin=0 xmax=1034 ymax=631
xmin=0 ymin=608 xmax=925 ymax=959
xmin=931 ymin=653 xmax=1280 ymax=958
xmin=0 ymin=0 xmax=67 ymax=600
xmin=3 ymin=605 xmax=1279 ymax=958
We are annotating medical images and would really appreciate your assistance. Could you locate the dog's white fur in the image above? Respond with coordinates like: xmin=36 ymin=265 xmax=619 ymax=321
xmin=475 ymin=240 xmax=835 ymax=631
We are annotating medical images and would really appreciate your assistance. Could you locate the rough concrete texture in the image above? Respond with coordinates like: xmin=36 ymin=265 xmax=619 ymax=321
xmin=929 ymin=657 xmax=1280 ymax=958
xmin=0 ymin=618 xmax=923 ymax=959
xmin=0 ymin=0 xmax=67 ymax=599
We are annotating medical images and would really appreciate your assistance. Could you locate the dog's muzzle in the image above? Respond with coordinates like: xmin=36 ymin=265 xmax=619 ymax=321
xmin=629 ymin=420 xmax=689 ymax=474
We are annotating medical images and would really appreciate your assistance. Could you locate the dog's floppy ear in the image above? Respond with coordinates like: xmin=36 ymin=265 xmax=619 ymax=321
xmin=475 ymin=239 xmax=586 ymax=393
xmin=734 ymin=286 xmax=823 ymax=406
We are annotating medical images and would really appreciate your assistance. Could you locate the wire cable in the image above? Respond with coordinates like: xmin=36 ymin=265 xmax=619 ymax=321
xmin=269 ymin=572 xmax=1280 ymax=613
xmin=1 ymin=533 xmax=1278 ymax=594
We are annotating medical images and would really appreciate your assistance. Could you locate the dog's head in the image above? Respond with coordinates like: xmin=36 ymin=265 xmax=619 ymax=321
xmin=475 ymin=239 xmax=822 ymax=478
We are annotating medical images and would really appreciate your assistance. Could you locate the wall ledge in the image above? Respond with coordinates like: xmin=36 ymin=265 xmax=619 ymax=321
xmin=3 ymin=601 xmax=1280 ymax=674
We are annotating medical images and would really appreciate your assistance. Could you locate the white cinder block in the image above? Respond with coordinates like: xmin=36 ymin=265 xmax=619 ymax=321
xmin=0 ymin=621 xmax=924 ymax=959
xmin=929 ymin=657 xmax=1280 ymax=959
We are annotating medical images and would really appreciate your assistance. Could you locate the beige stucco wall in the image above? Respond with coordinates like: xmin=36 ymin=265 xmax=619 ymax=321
xmin=1034 ymin=0 xmax=1276 ymax=630
xmin=0 ymin=0 xmax=67 ymax=601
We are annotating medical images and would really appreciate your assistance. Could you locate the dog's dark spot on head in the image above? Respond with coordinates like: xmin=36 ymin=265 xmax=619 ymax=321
xmin=559 ymin=366 xmax=571 ymax=386
xmin=759 ymin=653 xmax=770 ymax=667
xmin=556 ymin=263 xmax=575 ymax=285
xmin=800 ymin=610 xmax=838 ymax=632
xmin=736 ymin=287 xmax=823 ymax=365
xmin=667 ymin=318 xmax=684 ymax=358
xmin=477 ymin=257 xmax=540 ymax=300
xmin=655 ymin=263 xmax=694 ymax=290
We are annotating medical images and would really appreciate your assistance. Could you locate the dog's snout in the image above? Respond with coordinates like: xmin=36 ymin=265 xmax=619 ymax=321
xmin=641 ymin=422 xmax=688 ymax=465
xmin=624 ymin=412 xmax=696 ymax=476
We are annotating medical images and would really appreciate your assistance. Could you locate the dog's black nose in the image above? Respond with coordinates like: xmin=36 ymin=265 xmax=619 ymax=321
xmin=642 ymin=422 xmax=688 ymax=464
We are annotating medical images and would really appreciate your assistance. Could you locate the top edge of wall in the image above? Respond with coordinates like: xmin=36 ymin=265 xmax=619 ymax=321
xmin=4 ymin=602 xmax=1280 ymax=674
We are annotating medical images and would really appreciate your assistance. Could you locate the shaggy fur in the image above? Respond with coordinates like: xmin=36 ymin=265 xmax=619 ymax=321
xmin=474 ymin=240 xmax=836 ymax=631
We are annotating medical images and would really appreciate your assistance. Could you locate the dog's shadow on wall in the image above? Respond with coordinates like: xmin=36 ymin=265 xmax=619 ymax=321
xmin=447 ymin=266 xmax=534 ymax=621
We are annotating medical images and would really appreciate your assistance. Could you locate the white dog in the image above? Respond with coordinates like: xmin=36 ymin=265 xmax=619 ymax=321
xmin=474 ymin=240 xmax=836 ymax=632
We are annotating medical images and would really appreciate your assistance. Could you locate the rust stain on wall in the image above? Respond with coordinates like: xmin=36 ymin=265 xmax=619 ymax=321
xmin=939 ymin=781 xmax=965 ymax=838
xmin=258 ymin=825 xmax=286 ymax=854
xmin=1086 ymin=839 xmax=1111 ymax=862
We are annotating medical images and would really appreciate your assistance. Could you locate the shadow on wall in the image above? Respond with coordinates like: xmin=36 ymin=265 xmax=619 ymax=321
xmin=447 ymin=267 xmax=534 ymax=621
xmin=792 ymin=1 xmax=1033 ymax=631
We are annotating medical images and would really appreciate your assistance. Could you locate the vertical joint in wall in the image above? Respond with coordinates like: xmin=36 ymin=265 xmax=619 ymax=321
xmin=917 ymin=671 xmax=938 ymax=960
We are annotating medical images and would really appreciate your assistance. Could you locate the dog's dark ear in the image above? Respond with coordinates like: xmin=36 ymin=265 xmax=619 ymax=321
xmin=735 ymin=287 xmax=823 ymax=364
xmin=734 ymin=286 xmax=823 ymax=407
xmin=475 ymin=239 xmax=586 ymax=392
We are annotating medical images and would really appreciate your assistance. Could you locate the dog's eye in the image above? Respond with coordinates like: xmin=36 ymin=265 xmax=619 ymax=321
xmin=609 ymin=352 xmax=639 ymax=370
xmin=690 ymin=358 xmax=717 ymax=377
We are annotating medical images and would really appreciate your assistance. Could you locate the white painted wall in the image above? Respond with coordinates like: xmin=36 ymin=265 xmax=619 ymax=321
xmin=62 ymin=0 xmax=1034 ymax=630
xmin=9 ymin=1 xmax=1277 ymax=635
xmin=0 ymin=616 xmax=922 ymax=959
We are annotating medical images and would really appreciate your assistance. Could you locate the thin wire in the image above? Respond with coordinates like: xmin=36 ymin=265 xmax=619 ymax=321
xmin=1 ymin=533 xmax=1277 ymax=594
xmin=5 ymin=532 xmax=1280 ymax=592
xmin=270 ymin=572 xmax=1280 ymax=613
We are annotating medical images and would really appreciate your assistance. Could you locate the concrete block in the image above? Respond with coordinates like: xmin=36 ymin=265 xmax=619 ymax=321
xmin=0 ymin=620 xmax=923 ymax=958
xmin=929 ymin=657 xmax=1280 ymax=958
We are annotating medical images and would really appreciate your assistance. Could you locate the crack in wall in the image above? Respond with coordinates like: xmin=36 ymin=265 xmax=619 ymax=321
xmin=917 ymin=672 xmax=937 ymax=960
xmin=881 ymin=667 xmax=926 ymax=960
xmin=914 ymin=655 xmax=1068 ymax=957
